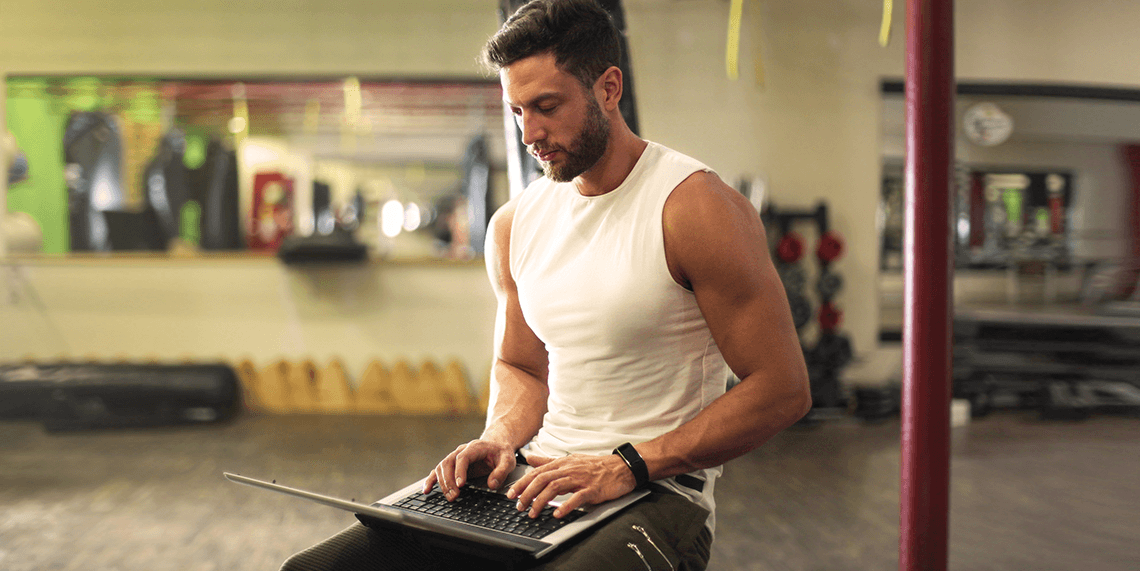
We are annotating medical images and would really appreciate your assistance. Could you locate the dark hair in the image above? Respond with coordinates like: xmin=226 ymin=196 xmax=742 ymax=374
xmin=482 ymin=0 xmax=622 ymax=88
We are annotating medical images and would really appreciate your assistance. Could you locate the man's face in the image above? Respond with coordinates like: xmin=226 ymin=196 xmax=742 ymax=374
xmin=501 ymin=53 xmax=611 ymax=182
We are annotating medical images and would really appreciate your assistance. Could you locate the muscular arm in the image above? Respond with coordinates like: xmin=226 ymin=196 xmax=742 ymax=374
xmin=639 ymin=171 xmax=811 ymax=479
xmin=480 ymin=200 xmax=550 ymax=452
xmin=425 ymin=200 xmax=550 ymax=496
xmin=509 ymin=172 xmax=810 ymax=518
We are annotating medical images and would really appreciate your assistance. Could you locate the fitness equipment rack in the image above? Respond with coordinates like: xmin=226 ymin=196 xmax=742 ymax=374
xmin=763 ymin=202 xmax=853 ymax=418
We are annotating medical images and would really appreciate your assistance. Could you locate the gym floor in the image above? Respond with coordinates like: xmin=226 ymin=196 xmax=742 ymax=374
xmin=1 ymin=412 xmax=1136 ymax=571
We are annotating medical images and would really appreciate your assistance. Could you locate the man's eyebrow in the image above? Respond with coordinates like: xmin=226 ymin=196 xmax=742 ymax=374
xmin=504 ymin=93 xmax=561 ymax=109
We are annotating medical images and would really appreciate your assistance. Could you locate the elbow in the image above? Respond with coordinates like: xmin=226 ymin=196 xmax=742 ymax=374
xmin=793 ymin=386 xmax=812 ymax=423
xmin=786 ymin=372 xmax=813 ymax=425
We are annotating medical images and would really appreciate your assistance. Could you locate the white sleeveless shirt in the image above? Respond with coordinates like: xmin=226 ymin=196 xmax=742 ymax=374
xmin=509 ymin=141 xmax=728 ymax=533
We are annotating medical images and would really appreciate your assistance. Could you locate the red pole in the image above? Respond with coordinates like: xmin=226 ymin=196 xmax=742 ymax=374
xmin=901 ymin=0 xmax=954 ymax=570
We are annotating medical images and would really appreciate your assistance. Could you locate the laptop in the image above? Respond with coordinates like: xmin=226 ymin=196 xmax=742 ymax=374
xmin=224 ymin=463 xmax=650 ymax=562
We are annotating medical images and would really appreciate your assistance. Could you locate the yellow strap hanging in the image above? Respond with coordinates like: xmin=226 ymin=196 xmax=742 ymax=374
xmin=726 ymin=0 xmax=744 ymax=80
xmin=879 ymin=0 xmax=893 ymax=47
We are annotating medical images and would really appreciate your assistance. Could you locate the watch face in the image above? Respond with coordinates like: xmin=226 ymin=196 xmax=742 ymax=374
xmin=963 ymin=102 xmax=1014 ymax=147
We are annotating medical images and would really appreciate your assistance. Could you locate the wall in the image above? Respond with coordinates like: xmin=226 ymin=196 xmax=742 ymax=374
xmin=3 ymin=0 xmax=1140 ymax=375
xmin=0 ymin=257 xmax=496 ymax=385
xmin=0 ymin=0 xmax=500 ymax=77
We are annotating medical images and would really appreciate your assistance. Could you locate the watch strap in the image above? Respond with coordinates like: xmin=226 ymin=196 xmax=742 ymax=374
xmin=613 ymin=442 xmax=649 ymax=489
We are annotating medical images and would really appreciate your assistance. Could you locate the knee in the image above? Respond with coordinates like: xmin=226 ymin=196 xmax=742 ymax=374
xmin=279 ymin=548 xmax=330 ymax=571
xmin=278 ymin=552 xmax=307 ymax=571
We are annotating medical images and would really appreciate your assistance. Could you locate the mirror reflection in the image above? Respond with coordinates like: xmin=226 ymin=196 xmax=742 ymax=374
xmin=878 ymin=82 xmax=1140 ymax=333
xmin=4 ymin=76 xmax=508 ymax=260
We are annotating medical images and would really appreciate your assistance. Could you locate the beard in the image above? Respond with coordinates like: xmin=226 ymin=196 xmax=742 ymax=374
xmin=532 ymin=97 xmax=610 ymax=183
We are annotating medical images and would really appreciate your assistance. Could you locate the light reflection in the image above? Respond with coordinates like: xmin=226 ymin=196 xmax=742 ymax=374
xmin=381 ymin=199 xmax=404 ymax=238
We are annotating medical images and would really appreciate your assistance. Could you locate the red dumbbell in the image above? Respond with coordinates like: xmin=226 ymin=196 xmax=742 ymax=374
xmin=818 ymin=302 xmax=843 ymax=332
xmin=776 ymin=232 xmax=805 ymax=264
xmin=817 ymin=231 xmax=845 ymax=263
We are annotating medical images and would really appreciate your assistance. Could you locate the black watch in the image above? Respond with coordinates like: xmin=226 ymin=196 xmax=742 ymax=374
xmin=613 ymin=442 xmax=649 ymax=489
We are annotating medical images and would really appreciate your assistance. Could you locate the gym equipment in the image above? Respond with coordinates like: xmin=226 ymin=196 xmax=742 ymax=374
xmin=953 ymin=308 xmax=1140 ymax=419
xmin=812 ymin=331 xmax=853 ymax=369
xmin=461 ymin=135 xmax=493 ymax=256
xmin=788 ymin=294 xmax=813 ymax=330
xmin=196 ymin=138 xmax=243 ymax=250
xmin=816 ymin=231 xmax=845 ymax=263
xmin=778 ymin=264 xmax=807 ymax=293
xmin=142 ymin=130 xmax=192 ymax=245
xmin=0 ymin=363 xmax=241 ymax=431
xmin=762 ymin=201 xmax=853 ymax=419
xmin=312 ymin=181 xmax=335 ymax=235
xmin=64 ymin=111 xmax=126 ymax=251
xmin=277 ymin=228 xmax=368 ymax=264
xmin=816 ymin=270 xmax=843 ymax=300
xmin=851 ymin=384 xmax=901 ymax=421
xmin=818 ymin=302 xmax=843 ymax=332
xmin=776 ymin=233 xmax=805 ymax=264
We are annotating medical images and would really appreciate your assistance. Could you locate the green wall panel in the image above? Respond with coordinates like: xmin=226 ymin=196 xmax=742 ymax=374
xmin=7 ymin=82 xmax=69 ymax=253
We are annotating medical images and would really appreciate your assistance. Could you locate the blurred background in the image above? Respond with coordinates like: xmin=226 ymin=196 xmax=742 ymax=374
xmin=1 ymin=0 xmax=1138 ymax=570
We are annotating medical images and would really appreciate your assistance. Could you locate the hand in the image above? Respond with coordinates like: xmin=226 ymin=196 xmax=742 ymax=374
xmin=424 ymin=440 xmax=516 ymax=500
xmin=507 ymin=453 xmax=637 ymax=519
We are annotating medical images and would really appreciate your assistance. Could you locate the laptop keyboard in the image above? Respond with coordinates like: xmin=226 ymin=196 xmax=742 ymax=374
xmin=392 ymin=486 xmax=584 ymax=539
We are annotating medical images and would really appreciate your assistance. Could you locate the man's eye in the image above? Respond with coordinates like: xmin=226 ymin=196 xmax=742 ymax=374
xmin=511 ymin=107 xmax=522 ymax=116
xmin=538 ymin=106 xmax=556 ymax=114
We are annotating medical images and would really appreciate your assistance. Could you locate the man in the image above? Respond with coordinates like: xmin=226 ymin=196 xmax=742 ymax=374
xmin=282 ymin=1 xmax=808 ymax=569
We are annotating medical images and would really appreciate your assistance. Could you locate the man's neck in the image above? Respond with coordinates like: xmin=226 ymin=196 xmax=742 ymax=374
xmin=573 ymin=127 xmax=648 ymax=197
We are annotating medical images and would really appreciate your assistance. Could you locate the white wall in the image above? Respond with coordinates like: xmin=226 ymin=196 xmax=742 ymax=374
xmin=3 ymin=0 xmax=1140 ymax=373
xmin=0 ymin=0 xmax=501 ymax=77
xmin=0 ymin=257 xmax=496 ymax=384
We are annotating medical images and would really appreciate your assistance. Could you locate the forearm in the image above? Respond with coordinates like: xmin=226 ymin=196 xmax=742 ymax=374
xmin=637 ymin=373 xmax=811 ymax=481
xmin=480 ymin=358 xmax=549 ymax=451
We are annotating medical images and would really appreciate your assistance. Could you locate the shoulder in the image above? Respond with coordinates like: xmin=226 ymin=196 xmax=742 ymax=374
xmin=663 ymin=171 xmax=768 ymax=289
xmin=664 ymin=171 xmax=757 ymax=232
xmin=488 ymin=198 xmax=519 ymax=243
xmin=484 ymin=199 xmax=521 ymax=295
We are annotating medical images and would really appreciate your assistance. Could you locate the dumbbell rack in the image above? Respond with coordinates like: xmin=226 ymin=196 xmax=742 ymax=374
xmin=762 ymin=202 xmax=853 ymax=418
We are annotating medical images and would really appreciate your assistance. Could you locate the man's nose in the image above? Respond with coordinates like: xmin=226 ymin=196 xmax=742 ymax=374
xmin=519 ymin=113 xmax=546 ymax=146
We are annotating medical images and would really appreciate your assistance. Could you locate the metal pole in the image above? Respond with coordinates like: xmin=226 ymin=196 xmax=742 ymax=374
xmin=901 ymin=0 xmax=954 ymax=569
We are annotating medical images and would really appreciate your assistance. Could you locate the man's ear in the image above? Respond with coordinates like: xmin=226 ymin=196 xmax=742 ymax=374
xmin=595 ymin=66 xmax=623 ymax=112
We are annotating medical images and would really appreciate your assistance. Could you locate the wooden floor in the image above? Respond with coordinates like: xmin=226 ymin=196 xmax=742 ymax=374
xmin=1 ymin=412 xmax=1136 ymax=570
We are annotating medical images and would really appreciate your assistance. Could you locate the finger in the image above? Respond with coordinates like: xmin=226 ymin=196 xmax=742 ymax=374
xmin=528 ymin=478 xmax=568 ymax=519
xmin=434 ymin=464 xmax=451 ymax=496
xmin=515 ymin=468 xmax=559 ymax=512
xmin=507 ymin=464 xmax=540 ymax=499
xmin=441 ymin=446 xmax=463 ymax=499
xmin=423 ymin=469 xmax=438 ymax=494
xmin=453 ymin=447 xmax=474 ymax=488
xmin=553 ymin=490 xmax=588 ymax=518
xmin=485 ymin=449 xmax=516 ymax=490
